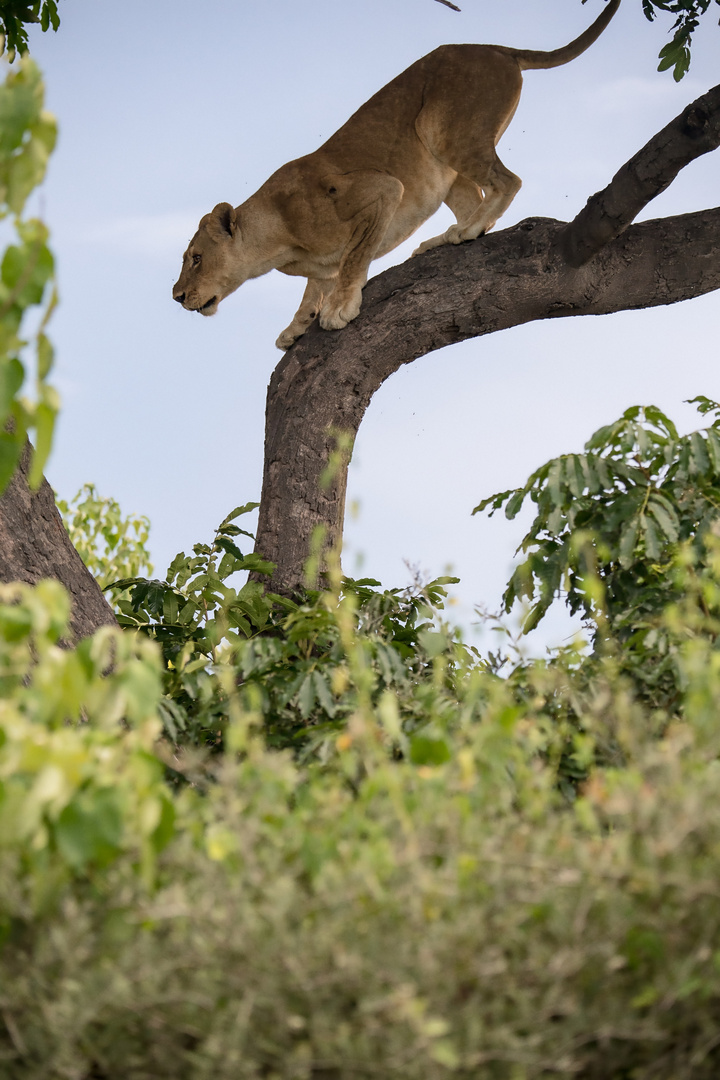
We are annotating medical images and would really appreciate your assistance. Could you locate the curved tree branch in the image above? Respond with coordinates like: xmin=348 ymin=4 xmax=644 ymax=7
xmin=254 ymin=74 xmax=720 ymax=595
xmin=560 ymin=82 xmax=720 ymax=266
xmin=255 ymin=206 xmax=720 ymax=594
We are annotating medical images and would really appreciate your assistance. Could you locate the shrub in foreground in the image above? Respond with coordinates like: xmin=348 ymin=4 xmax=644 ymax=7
xmin=2 ymin=548 xmax=720 ymax=1076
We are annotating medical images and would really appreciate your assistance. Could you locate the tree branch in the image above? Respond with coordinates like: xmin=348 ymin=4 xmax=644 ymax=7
xmin=560 ymin=83 xmax=720 ymax=267
xmin=0 ymin=441 xmax=116 ymax=640
xmin=254 ymin=208 xmax=720 ymax=594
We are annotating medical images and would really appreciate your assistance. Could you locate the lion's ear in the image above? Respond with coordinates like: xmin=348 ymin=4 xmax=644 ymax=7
xmin=208 ymin=202 xmax=238 ymax=239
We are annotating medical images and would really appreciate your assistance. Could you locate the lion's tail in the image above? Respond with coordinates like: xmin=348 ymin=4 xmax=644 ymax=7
xmin=495 ymin=0 xmax=621 ymax=71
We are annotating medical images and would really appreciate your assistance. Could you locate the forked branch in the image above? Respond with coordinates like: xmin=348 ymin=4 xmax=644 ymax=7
xmin=560 ymin=82 xmax=720 ymax=266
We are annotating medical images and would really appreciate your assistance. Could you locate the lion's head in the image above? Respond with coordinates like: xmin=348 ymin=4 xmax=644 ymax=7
xmin=173 ymin=202 xmax=241 ymax=317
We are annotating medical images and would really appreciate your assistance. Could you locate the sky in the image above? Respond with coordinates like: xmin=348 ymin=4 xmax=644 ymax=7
xmin=20 ymin=0 xmax=720 ymax=649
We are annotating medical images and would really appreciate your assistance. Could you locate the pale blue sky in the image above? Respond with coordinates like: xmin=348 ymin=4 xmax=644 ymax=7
xmin=22 ymin=0 xmax=720 ymax=645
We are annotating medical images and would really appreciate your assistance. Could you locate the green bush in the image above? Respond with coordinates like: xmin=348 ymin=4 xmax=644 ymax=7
xmin=2 ymin=559 xmax=720 ymax=1077
xmin=4 ymin=399 xmax=720 ymax=1076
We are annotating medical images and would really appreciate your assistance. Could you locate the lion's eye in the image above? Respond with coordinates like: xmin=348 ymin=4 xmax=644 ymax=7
xmin=192 ymin=254 xmax=202 ymax=266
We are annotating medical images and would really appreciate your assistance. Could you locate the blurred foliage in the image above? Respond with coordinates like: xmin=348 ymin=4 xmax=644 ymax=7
xmin=0 ymin=55 xmax=56 ymax=491
xmin=58 ymin=483 xmax=153 ymax=590
xmin=0 ymin=579 xmax=174 ymax=910
xmin=4 ymin=504 xmax=720 ymax=1073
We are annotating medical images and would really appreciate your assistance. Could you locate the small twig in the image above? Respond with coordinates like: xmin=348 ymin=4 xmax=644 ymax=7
xmin=433 ymin=0 xmax=461 ymax=10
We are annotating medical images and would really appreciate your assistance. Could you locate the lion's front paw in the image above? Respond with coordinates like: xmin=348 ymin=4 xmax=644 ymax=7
xmin=445 ymin=224 xmax=465 ymax=245
xmin=319 ymin=294 xmax=362 ymax=331
xmin=412 ymin=233 xmax=446 ymax=256
xmin=275 ymin=326 xmax=301 ymax=350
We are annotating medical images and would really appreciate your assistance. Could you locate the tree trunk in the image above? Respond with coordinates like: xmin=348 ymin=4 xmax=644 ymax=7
xmin=0 ymin=441 xmax=116 ymax=641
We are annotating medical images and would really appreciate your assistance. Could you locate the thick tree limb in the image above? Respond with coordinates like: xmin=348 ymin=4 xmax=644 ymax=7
xmin=254 ymin=208 xmax=720 ymax=594
xmin=560 ymin=83 xmax=720 ymax=267
xmin=0 ymin=441 xmax=116 ymax=641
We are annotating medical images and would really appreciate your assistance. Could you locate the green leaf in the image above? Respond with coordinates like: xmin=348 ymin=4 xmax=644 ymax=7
xmin=409 ymin=734 xmax=451 ymax=766
xmin=218 ymin=523 xmax=255 ymax=540
xmin=0 ymin=429 xmax=22 ymax=493
xmin=36 ymin=330 xmax=53 ymax=378
xmin=705 ymin=428 xmax=720 ymax=473
xmin=220 ymin=502 xmax=259 ymax=526
xmin=162 ymin=591 xmax=179 ymax=624
xmin=237 ymin=553 xmax=276 ymax=576
xmin=312 ymin=670 xmax=336 ymax=717
xmin=503 ymin=488 xmax=525 ymax=520
xmin=418 ymin=629 xmax=449 ymax=658
xmin=564 ymin=455 xmax=586 ymax=498
xmin=473 ymin=488 xmax=513 ymax=516
xmin=297 ymin=672 xmax=316 ymax=718
xmin=151 ymin=794 xmax=175 ymax=853
xmin=647 ymin=497 xmax=679 ymax=544
xmin=27 ymin=400 xmax=55 ymax=488
xmin=0 ymin=356 xmax=23 ymax=422
xmin=689 ymin=431 xmax=709 ymax=476
xmin=216 ymin=535 xmax=244 ymax=560
xmin=55 ymin=789 xmax=123 ymax=870
xmin=642 ymin=517 xmax=663 ymax=561
xmin=547 ymin=459 xmax=564 ymax=507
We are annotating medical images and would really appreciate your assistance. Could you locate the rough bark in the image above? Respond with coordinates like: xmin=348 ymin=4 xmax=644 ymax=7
xmin=254 ymin=206 xmax=720 ymax=595
xmin=561 ymin=83 xmax=720 ymax=266
xmin=0 ymin=441 xmax=117 ymax=641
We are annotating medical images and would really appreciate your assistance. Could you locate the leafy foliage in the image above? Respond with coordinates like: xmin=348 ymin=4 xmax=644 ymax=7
xmin=0 ymin=56 xmax=57 ymax=491
xmin=103 ymin=503 xmax=468 ymax=764
xmin=640 ymin=0 xmax=720 ymax=79
xmin=476 ymin=398 xmax=720 ymax=717
xmin=57 ymin=483 xmax=153 ymax=589
xmin=4 ymin=546 xmax=720 ymax=1074
xmin=0 ymin=579 xmax=174 ymax=914
xmin=0 ymin=0 xmax=58 ymax=60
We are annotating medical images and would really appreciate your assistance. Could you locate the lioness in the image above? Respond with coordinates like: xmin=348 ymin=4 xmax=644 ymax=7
xmin=173 ymin=0 xmax=620 ymax=350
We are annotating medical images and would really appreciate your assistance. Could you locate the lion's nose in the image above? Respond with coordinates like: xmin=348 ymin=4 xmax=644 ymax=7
xmin=173 ymin=291 xmax=185 ymax=304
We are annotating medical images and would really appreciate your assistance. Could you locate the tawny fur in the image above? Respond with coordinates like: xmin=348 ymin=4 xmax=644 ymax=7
xmin=173 ymin=0 xmax=620 ymax=350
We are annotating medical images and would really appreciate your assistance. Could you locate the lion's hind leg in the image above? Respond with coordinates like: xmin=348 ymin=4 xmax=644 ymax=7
xmin=412 ymin=50 xmax=523 ymax=253
xmin=413 ymin=157 xmax=521 ymax=255
xmin=413 ymin=174 xmax=484 ymax=255
xmin=450 ymin=154 xmax=521 ymax=241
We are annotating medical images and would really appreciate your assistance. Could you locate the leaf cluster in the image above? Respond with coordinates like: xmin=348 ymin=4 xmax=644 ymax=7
xmin=640 ymin=0 xmax=720 ymax=79
xmin=58 ymin=483 xmax=153 ymax=591
xmin=0 ymin=580 xmax=174 ymax=916
xmin=0 ymin=0 xmax=58 ymax=60
xmin=102 ymin=502 xmax=469 ymax=767
xmin=476 ymin=398 xmax=720 ymax=716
